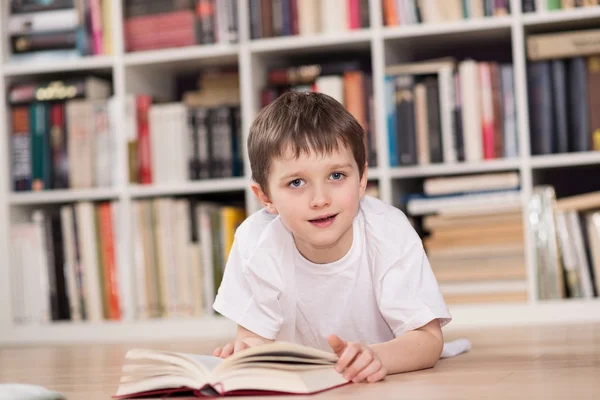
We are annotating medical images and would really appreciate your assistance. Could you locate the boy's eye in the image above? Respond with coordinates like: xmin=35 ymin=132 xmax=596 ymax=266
xmin=330 ymin=172 xmax=345 ymax=180
xmin=289 ymin=179 xmax=305 ymax=188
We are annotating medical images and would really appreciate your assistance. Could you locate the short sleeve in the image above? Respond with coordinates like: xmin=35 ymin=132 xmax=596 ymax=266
xmin=212 ymin=236 xmax=284 ymax=340
xmin=377 ymin=240 xmax=452 ymax=337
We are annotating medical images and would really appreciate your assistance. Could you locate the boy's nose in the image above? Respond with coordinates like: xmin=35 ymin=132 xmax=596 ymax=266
xmin=310 ymin=186 xmax=331 ymax=209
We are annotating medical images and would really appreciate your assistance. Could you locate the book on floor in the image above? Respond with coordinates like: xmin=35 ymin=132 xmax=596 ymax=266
xmin=113 ymin=341 xmax=349 ymax=398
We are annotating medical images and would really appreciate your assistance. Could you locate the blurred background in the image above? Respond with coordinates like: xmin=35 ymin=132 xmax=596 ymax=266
xmin=0 ymin=0 xmax=599 ymax=345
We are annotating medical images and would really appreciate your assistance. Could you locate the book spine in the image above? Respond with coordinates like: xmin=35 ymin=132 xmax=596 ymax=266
xmin=11 ymin=106 xmax=32 ymax=191
xmin=29 ymin=102 xmax=52 ymax=191
xmin=50 ymin=103 xmax=69 ymax=189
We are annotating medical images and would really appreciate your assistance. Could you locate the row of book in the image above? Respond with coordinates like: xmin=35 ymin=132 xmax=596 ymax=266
xmin=249 ymin=0 xmax=370 ymax=39
xmin=9 ymin=199 xmax=246 ymax=324
xmin=124 ymin=0 xmax=239 ymax=52
xmin=261 ymin=60 xmax=377 ymax=167
xmin=529 ymin=186 xmax=600 ymax=300
xmin=527 ymin=56 xmax=600 ymax=155
xmin=10 ymin=76 xmax=116 ymax=191
xmin=8 ymin=0 xmax=113 ymax=62
xmin=403 ymin=172 xmax=527 ymax=304
xmin=526 ymin=27 xmax=600 ymax=154
xmin=382 ymin=0 xmax=511 ymax=26
xmin=128 ymin=69 xmax=244 ymax=185
xmin=385 ymin=58 xmax=517 ymax=166
xmin=522 ymin=0 xmax=600 ymax=12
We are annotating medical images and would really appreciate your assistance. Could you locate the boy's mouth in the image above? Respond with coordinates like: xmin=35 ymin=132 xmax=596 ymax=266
xmin=308 ymin=213 xmax=338 ymax=227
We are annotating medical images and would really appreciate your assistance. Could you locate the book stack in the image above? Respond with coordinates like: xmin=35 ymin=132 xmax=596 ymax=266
xmin=529 ymin=186 xmax=600 ymax=300
xmin=382 ymin=0 xmax=511 ymax=26
xmin=8 ymin=0 xmax=114 ymax=62
xmin=385 ymin=58 xmax=517 ymax=166
xmin=9 ymin=76 xmax=115 ymax=192
xmin=10 ymin=202 xmax=121 ymax=324
xmin=123 ymin=0 xmax=239 ymax=52
xmin=526 ymin=28 xmax=600 ymax=154
xmin=127 ymin=69 xmax=244 ymax=185
xmin=249 ymin=0 xmax=370 ymax=39
xmin=130 ymin=199 xmax=246 ymax=320
xmin=261 ymin=59 xmax=377 ymax=167
xmin=405 ymin=172 xmax=527 ymax=304
xmin=8 ymin=198 xmax=246 ymax=325
xmin=522 ymin=0 xmax=600 ymax=13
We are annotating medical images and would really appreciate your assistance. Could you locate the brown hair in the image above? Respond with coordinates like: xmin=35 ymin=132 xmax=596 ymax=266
xmin=247 ymin=91 xmax=366 ymax=194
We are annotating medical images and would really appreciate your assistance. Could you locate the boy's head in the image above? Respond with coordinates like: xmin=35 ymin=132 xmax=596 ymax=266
xmin=248 ymin=91 xmax=367 ymax=196
xmin=247 ymin=91 xmax=369 ymax=263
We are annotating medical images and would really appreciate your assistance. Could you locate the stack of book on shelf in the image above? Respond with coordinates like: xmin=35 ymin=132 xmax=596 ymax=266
xmin=130 ymin=199 xmax=245 ymax=320
xmin=529 ymin=187 xmax=600 ymax=301
xmin=385 ymin=57 xmax=517 ymax=166
xmin=522 ymin=0 xmax=600 ymax=13
xmin=8 ymin=0 xmax=113 ymax=62
xmin=123 ymin=0 xmax=239 ymax=52
xmin=8 ymin=199 xmax=246 ymax=325
xmin=9 ymin=202 xmax=121 ymax=324
xmin=9 ymin=76 xmax=115 ymax=191
xmin=404 ymin=172 xmax=526 ymax=304
xmin=249 ymin=0 xmax=370 ymax=39
xmin=261 ymin=59 xmax=377 ymax=167
xmin=382 ymin=0 xmax=510 ymax=27
xmin=526 ymin=28 xmax=600 ymax=155
xmin=127 ymin=69 xmax=244 ymax=185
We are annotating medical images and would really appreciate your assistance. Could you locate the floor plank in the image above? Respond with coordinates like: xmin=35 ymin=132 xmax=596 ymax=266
xmin=0 ymin=323 xmax=598 ymax=399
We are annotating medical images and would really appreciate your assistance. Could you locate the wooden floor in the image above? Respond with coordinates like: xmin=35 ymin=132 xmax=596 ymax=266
xmin=0 ymin=323 xmax=599 ymax=400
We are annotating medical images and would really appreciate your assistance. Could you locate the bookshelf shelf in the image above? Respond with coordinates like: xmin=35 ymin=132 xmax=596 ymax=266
xmin=3 ymin=55 xmax=114 ymax=77
xmin=522 ymin=7 xmax=600 ymax=27
xmin=389 ymin=159 xmax=522 ymax=179
xmin=530 ymin=152 xmax=600 ymax=169
xmin=123 ymin=45 xmax=240 ymax=68
xmin=381 ymin=16 xmax=513 ymax=40
xmin=128 ymin=177 xmax=249 ymax=198
xmin=1 ymin=0 xmax=600 ymax=345
xmin=8 ymin=188 xmax=120 ymax=205
xmin=2 ymin=299 xmax=599 ymax=344
xmin=248 ymin=30 xmax=373 ymax=54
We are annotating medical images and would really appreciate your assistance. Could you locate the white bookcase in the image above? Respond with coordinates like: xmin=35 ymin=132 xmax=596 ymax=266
xmin=1 ymin=0 xmax=600 ymax=345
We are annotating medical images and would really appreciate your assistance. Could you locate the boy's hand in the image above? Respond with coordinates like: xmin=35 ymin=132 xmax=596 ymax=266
xmin=328 ymin=335 xmax=387 ymax=383
xmin=213 ymin=340 xmax=251 ymax=358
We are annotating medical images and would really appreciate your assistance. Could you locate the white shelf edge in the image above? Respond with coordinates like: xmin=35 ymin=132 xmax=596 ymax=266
xmin=249 ymin=29 xmax=373 ymax=53
xmin=530 ymin=151 xmax=600 ymax=169
xmin=1 ymin=299 xmax=598 ymax=343
xmin=522 ymin=7 xmax=600 ymax=26
xmin=382 ymin=16 xmax=513 ymax=40
xmin=445 ymin=298 xmax=600 ymax=330
xmin=389 ymin=158 xmax=522 ymax=179
xmin=129 ymin=177 xmax=249 ymax=198
xmin=0 ymin=316 xmax=237 ymax=344
xmin=123 ymin=44 xmax=240 ymax=67
xmin=9 ymin=188 xmax=120 ymax=205
xmin=3 ymin=56 xmax=114 ymax=76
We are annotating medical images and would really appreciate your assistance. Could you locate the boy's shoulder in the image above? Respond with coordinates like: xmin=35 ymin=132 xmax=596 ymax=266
xmin=233 ymin=206 xmax=289 ymax=259
xmin=359 ymin=195 xmax=421 ymax=250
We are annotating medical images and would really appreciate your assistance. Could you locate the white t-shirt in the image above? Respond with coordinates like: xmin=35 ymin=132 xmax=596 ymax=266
xmin=213 ymin=195 xmax=452 ymax=351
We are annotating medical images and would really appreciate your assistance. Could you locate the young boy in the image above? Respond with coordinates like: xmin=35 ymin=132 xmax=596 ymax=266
xmin=212 ymin=91 xmax=452 ymax=384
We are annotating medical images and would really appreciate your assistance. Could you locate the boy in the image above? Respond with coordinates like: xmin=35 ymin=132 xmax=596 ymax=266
xmin=212 ymin=91 xmax=452 ymax=384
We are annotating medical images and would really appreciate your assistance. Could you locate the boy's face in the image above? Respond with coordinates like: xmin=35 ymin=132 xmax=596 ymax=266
xmin=252 ymin=144 xmax=367 ymax=264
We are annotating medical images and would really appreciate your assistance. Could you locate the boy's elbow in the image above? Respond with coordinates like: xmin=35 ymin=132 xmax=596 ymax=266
xmin=427 ymin=332 xmax=444 ymax=368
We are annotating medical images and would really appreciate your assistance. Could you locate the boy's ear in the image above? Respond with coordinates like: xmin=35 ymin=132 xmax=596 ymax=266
xmin=251 ymin=182 xmax=277 ymax=214
xmin=359 ymin=162 xmax=368 ymax=198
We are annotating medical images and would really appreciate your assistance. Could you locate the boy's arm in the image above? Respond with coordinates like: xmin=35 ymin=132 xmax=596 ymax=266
xmin=329 ymin=319 xmax=443 ymax=382
xmin=370 ymin=319 xmax=443 ymax=374
xmin=214 ymin=325 xmax=273 ymax=358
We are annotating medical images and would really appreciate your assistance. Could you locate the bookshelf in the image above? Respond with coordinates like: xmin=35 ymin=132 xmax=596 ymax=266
xmin=0 ymin=0 xmax=599 ymax=345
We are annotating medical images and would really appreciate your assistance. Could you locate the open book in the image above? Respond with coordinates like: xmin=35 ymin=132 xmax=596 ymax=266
xmin=113 ymin=342 xmax=349 ymax=398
